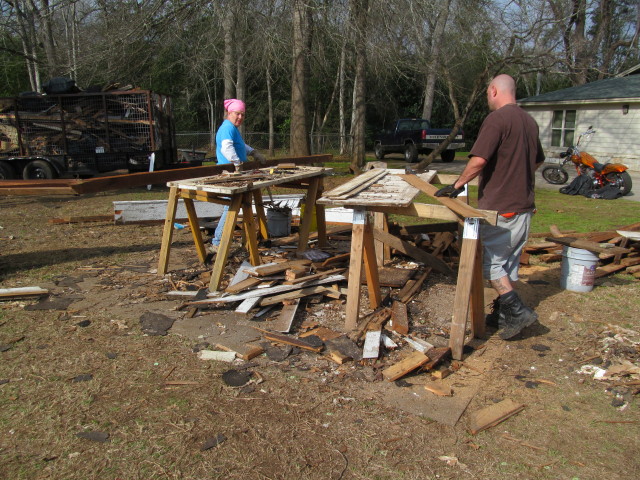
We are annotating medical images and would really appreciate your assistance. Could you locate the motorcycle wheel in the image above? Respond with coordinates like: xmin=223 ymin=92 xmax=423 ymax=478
xmin=605 ymin=171 xmax=632 ymax=196
xmin=541 ymin=165 xmax=569 ymax=185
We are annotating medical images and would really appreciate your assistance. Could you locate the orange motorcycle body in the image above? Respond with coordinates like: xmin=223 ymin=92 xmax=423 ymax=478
xmin=601 ymin=163 xmax=628 ymax=174
xmin=571 ymin=152 xmax=628 ymax=174
xmin=570 ymin=151 xmax=598 ymax=168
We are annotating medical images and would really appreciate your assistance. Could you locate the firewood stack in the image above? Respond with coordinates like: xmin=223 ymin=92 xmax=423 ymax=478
xmin=0 ymin=89 xmax=170 ymax=160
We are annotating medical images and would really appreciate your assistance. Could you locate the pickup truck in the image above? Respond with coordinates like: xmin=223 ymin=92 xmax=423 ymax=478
xmin=373 ymin=118 xmax=464 ymax=163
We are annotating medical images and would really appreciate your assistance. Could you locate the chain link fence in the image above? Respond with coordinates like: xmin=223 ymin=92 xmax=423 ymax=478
xmin=175 ymin=132 xmax=353 ymax=158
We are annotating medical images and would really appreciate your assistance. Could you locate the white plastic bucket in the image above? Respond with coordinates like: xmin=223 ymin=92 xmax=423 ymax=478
xmin=560 ymin=247 xmax=599 ymax=292
xmin=266 ymin=208 xmax=292 ymax=237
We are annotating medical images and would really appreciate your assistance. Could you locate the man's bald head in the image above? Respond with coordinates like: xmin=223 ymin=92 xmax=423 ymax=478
xmin=487 ymin=74 xmax=517 ymax=111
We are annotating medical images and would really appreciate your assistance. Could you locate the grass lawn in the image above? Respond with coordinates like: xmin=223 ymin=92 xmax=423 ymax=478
xmin=316 ymin=155 xmax=638 ymax=234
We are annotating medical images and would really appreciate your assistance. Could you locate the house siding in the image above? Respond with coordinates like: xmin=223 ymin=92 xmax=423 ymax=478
xmin=521 ymin=102 xmax=640 ymax=171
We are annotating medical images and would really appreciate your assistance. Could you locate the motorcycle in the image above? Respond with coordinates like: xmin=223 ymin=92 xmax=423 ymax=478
xmin=541 ymin=127 xmax=632 ymax=196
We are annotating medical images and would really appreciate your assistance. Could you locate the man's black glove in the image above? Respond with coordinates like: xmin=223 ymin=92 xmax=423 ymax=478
xmin=434 ymin=184 xmax=464 ymax=198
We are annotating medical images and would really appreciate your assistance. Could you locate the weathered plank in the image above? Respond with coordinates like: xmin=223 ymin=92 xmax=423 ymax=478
xmin=270 ymin=299 xmax=300 ymax=332
xmin=0 ymin=287 xmax=49 ymax=299
xmin=546 ymin=236 xmax=630 ymax=255
xmin=389 ymin=301 xmax=409 ymax=335
xmin=382 ymin=351 xmax=430 ymax=381
xmin=469 ymin=399 xmax=526 ymax=435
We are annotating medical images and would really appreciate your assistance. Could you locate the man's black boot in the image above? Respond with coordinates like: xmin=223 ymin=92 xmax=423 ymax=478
xmin=485 ymin=297 xmax=500 ymax=328
xmin=497 ymin=291 xmax=538 ymax=340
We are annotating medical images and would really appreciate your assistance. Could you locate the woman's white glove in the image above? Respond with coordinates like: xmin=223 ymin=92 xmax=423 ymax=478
xmin=252 ymin=151 xmax=267 ymax=165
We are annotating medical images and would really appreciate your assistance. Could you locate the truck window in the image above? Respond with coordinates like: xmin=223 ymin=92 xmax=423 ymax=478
xmin=398 ymin=121 xmax=410 ymax=132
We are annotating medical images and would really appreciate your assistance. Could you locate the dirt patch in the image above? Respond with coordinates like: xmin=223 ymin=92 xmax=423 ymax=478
xmin=1 ymin=188 xmax=639 ymax=479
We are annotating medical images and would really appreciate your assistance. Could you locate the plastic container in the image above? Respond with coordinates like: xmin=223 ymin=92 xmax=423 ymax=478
xmin=266 ymin=208 xmax=292 ymax=237
xmin=560 ymin=247 xmax=599 ymax=292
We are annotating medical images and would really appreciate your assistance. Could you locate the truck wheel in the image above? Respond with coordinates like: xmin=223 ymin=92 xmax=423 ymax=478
xmin=0 ymin=161 xmax=16 ymax=179
xmin=404 ymin=143 xmax=418 ymax=163
xmin=374 ymin=143 xmax=385 ymax=160
xmin=23 ymin=160 xmax=56 ymax=180
xmin=441 ymin=150 xmax=455 ymax=163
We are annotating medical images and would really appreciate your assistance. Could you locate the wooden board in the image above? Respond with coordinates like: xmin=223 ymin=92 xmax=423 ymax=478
xmin=260 ymin=285 xmax=340 ymax=306
xmin=399 ymin=173 xmax=488 ymax=220
xmin=195 ymin=274 xmax=346 ymax=304
xmin=0 ymin=287 xmax=49 ymax=299
xmin=244 ymin=259 xmax=311 ymax=277
xmin=546 ymin=236 xmax=630 ymax=255
xmin=362 ymin=330 xmax=382 ymax=359
xmin=225 ymin=276 xmax=263 ymax=294
xmin=324 ymin=168 xmax=388 ymax=199
xmin=270 ymin=299 xmax=300 ymax=333
xmin=382 ymin=351 xmax=430 ymax=382
xmin=235 ymin=296 xmax=262 ymax=314
xmin=114 ymin=199 xmax=225 ymax=224
xmin=360 ymin=266 xmax=413 ymax=287
xmin=299 ymin=327 xmax=344 ymax=341
xmin=258 ymin=330 xmax=324 ymax=353
xmin=215 ymin=342 xmax=264 ymax=361
xmin=318 ymin=170 xmax=434 ymax=208
xmin=167 ymin=166 xmax=330 ymax=195
xmin=389 ymin=301 xmax=409 ymax=335
xmin=469 ymin=399 xmax=526 ymax=435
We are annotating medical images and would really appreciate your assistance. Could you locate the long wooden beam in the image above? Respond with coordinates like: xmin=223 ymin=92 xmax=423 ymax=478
xmin=0 ymin=154 xmax=332 ymax=196
xmin=399 ymin=173 xmax=487 ymax=220
xmin=364 ymin=202 xmax=498 ymax=226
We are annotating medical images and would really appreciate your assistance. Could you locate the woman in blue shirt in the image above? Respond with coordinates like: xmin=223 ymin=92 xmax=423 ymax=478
xmin=211 ymin=99 xmax=266 ymax=249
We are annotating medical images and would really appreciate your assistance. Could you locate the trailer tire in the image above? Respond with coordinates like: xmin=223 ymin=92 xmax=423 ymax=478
xmin=23 ymin=160 xmax=56 ymax=180
xmin=440 ymin=150 xmax=455 ymax=162
xmin=0 ymin=161 xmax=16 ymax=179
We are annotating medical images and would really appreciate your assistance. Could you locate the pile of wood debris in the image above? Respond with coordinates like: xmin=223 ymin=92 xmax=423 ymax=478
xmin=523 ymin=222 xmax=640 ymax=279
xmin=165 ymin=221 xmax=465 ymax=384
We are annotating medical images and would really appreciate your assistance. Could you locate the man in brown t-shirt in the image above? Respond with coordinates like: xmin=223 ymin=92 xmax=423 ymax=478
xmin=435 ymin=74 xmax=545 ymax=339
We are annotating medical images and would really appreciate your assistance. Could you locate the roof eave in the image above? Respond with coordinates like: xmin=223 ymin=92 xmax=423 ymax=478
xmin=519 ymin=97 xmax=640 ymax=107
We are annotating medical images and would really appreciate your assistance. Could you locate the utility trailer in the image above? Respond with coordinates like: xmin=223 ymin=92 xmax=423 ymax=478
xmin=0 ymin=89 xmax=201 ymax=180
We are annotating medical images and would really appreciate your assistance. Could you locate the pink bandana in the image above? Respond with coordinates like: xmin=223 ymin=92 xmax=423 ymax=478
xmin=223 ymin=98 xmax=245 ymax=113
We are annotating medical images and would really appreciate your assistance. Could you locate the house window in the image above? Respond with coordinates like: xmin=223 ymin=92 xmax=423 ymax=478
xmin=551 ymin=110 xmax=576 ymax=147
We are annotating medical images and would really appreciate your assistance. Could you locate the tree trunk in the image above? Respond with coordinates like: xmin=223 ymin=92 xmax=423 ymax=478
xmin=236 ymin=54 xmax=246 ymax=136
xmin=290 ymin=0 xmax=311 ymax=156
xmin=222 ymin=8 xmax=236 ymax=99
xmin=349 ymin=0 xmax=368 ymax=173
xmin=422 ymin=0 xmax=451 ymax=121
xmin=339 ymin=42 xmax=347 ymax=155
xmin=266 ymin=64 xmax=275 ymax=156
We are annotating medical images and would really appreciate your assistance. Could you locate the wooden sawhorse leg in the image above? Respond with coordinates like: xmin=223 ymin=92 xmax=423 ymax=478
xmin=158 ymin=186 xmax=180 ymax=275
xmin=209 ymin=194 xmax=243 ymax=291
xmin=373 ymin=212 xmax=391 ymax=267
xmin=297 ymin=176 xmax=322 ymax=253
xmin=253 ymin=190 xmax=269 ymax=240
xmin=449 ymin=218 xmax=484 ymax=360
xmin=344 ymin=210 xmax=382 ymax=331
xmin=183 ymin=197 xmax=207 ymax=263
xmin=315 ymin=178 xmax=327 ymax=248
xmin=242 ymin=191 xmax=261 ymax=266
